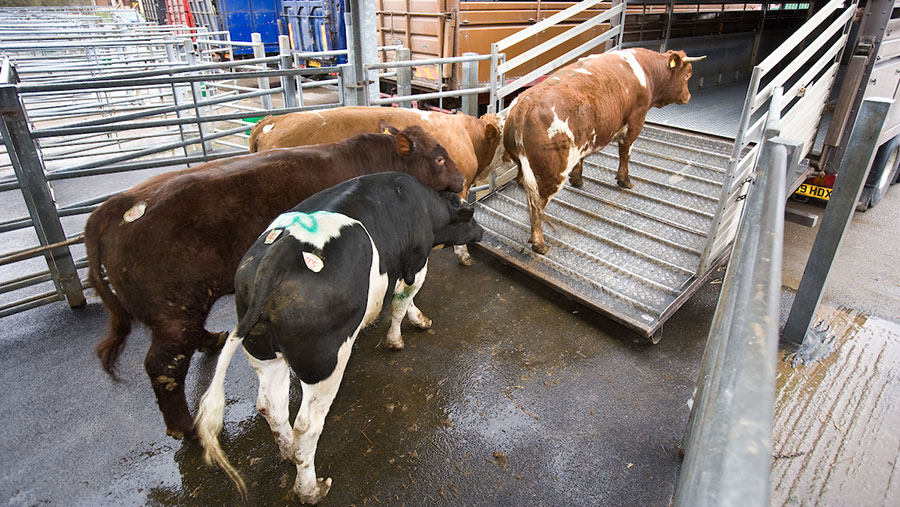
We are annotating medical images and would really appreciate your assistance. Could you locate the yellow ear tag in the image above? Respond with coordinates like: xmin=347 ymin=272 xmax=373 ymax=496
xmin=669 ymin=59 xmax=677 ymax=68
xmin=383 ymin=128 xmax=391 ymax=135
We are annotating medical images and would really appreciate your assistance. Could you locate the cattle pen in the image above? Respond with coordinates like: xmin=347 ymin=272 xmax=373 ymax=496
xmin=2 ymin=2 xmax=900 ymax=507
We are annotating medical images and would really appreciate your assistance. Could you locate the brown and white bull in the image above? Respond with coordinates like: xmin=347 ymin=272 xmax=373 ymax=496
xmin=248 ymin=106 xmax=504 ymax=265
xmin=503 ymin=48 xmax=705 ymax=254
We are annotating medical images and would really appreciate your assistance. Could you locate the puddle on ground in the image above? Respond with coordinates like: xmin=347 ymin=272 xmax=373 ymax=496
xmin=772 ymin=302 xmax=900 ymax=506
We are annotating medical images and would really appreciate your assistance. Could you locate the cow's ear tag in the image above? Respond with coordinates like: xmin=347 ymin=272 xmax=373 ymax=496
xmin=264 ymin=229 xmax=282 ymax=244
xmin=303 ymin=252 xmax=324 ymax=272
xmin=669 ymin=59 xmax=677 ymax=68
xmin=383 ymin=128 xmax=391 ymax=135
xmin=123 ymin=201 xmax=147 ymax=223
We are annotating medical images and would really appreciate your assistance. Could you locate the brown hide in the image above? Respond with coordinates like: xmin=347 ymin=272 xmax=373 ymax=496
xmin=249 ymin=106 xmax=504 ymax=196
xmin=502 ymin=49 xmax=696 ymax=254
xmin=84 ymin=126 xmax=462 ymax=439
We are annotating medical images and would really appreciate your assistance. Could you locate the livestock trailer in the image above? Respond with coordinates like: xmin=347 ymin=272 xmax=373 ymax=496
xmin=471 ymin=0 xmax=900 ymax=342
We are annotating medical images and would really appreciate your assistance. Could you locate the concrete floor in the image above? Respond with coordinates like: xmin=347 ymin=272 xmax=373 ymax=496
xmin=1 ymin=237 xmax=720 ymax=506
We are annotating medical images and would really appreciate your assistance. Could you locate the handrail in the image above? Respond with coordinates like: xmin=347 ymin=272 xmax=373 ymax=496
xmin=674 ymin=88 xmax=791 ymax=507
xmin=488 ymin=0 xmax=626 ymax=114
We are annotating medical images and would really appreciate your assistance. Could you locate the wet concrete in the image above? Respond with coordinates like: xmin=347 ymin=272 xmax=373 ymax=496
xmin=0 ymin=246 xmax=718 ymax=506
xmin=772 ymin=302 xmax=900 ymax=506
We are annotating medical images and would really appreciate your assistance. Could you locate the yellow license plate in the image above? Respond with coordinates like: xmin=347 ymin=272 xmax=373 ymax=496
xmin=307 ymin=60 xmax=321 ymax=68
xmin=795 ymin=183 xmax=832 ymax=201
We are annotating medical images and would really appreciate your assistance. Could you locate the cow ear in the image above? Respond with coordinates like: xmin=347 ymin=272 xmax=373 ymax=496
xmin=379 ymin=120 xmax=400 ymax=136
xmin=484 ymin=122 xmax=500 ymax=140
xmin=394 ymin=133 xmax=414 ymax=155
xmin=667 ymin=52 xmax=683 ymax=70
xmin=455 ymin=205 xmax=474 ymax=223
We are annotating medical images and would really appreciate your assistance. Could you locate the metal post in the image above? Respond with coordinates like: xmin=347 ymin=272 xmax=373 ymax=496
xmin=0 ymin=83 xmax=85 ymax=308
xmin=396 ymin=47 xmax=412 ymax=108
xmin=461 ymin=52 xmax=478 ymax=116
xmin=251 ymin=32 xmax=273 ymax=111
xmin=339 ymin=63 xmax=357 ymax=107
xmin=279 ymin=35 xmax=298 ymax=109
xmin=164 ymin=37 xmax=190 ymax=159
xmin=184 ymin=40 xmax=212 ymax=155
xmin=488 ymin=43 xmax=499 ymax=114
xmin=345 ymin=1 xmax=379 ymax=106
xmin=781 ymin=98 xmax=892 ymax=345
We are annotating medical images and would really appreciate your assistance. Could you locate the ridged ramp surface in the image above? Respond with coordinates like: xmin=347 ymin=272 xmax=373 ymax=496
xmin=474 ymin=124 xmax=734 ymax=336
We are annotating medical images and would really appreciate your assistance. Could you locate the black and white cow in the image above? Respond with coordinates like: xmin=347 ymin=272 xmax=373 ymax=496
xmin=195 ymin=172 xmax=483 ymax=504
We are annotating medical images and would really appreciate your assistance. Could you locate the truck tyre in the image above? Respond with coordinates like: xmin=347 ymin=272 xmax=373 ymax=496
xmin=858 ymin=135 xmax=900 ymax=211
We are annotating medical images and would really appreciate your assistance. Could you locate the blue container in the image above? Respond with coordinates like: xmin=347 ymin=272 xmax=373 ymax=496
xmin=218 ymin=0 xmax=282 ymax=55
xmin=282 ymin=0 xmax=347 ymax=64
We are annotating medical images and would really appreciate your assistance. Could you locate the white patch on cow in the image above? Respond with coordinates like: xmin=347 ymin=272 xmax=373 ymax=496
xmin=262 ymin=124 xmax=274 ymax=134
xmin=613 ymin=125 xmax=629 ymax=142
xmin=574 ymin=68 xmax=592 ymax=76
xmin=410 ymin=109 xmax=434 ymax=122
xmin=313 ymin=112 xmax=326 ymax=128
xmin=266 ymin=211 xmax=358 ymax=250
xmin=386 ymin=262 xmax=429 ymax=349
xmin=292 ymin=338 xmax=353 ymax=502
xmin=509 ymin=96 xmax=519 ymax=109
xmin=552 ymin=76 xmax=560 ymax=81
xmin=245 ymin=352 xmax=294 ymax=460
xmin=617 ymin=49 xmax=647 ymax=88
xmin=546 ymin=107 xmax=573 ymax=141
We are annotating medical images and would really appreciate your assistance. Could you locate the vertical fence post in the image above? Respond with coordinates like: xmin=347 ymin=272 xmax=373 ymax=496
xmin=339 ymin=64 xmax=357 ymax=106
xmin=782 ymin=98 xmax=892 ymax=345
xmin=279 ymin=35 xmax=298 ymax=109
xmin=251 ymin=32 xmax=273 ymax=111
xmin=489 ymin=43 xmax=499 ymax=114
xmin=164 ymin=37 xmax=190 ymax=159
xmin=461 ymin=52 xmax=478 ymax=116
xmin=184 ymin=39 xmax=212 ymax=155
xmin=396 ymin=47 xmax=412 ymax=108
xmin=0 ymin=83 xmax=85 ymax=308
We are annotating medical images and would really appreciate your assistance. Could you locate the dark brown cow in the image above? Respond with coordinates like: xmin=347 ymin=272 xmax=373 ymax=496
xmin=248 ymin=106 xmax=505 ymax=265
xmin=85 ymin=123 xmax=463 ymax=439
xmin=503 ymin=48 xmax=705 ymax=254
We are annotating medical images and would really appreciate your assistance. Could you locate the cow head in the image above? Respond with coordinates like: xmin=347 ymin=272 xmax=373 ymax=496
xmin=655 ymin=50 xmax=706 ymax=107
xmin=379 ymin=120 xmax=465 ymax=193
xmin=433 ymin=191 xmax=484 ymax=248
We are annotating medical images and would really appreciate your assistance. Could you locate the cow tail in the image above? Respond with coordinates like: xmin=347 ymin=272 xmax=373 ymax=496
xmin=195 ymin=329 xmax=248 ymax=498
xmin=235 ymin=236 xmax=295 ymax=338
xmin=247 ymin=115 xmax=274 ymax=153
xmin=84 ymin=211 xmax=133 ymax=375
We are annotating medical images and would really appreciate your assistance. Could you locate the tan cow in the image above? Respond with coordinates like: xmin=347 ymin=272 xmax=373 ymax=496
xmin=249 ymin=106 xmax=504 ymax=265
xmin=503 ymin=48 xmax=705 ymax=254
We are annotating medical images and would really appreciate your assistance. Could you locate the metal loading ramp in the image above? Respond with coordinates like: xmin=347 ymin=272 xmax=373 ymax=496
xmin=473 ymin=124 xmax=735 ymax=340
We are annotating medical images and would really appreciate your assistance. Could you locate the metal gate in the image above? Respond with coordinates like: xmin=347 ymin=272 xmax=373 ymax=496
xmin=0 ymin=9 xmax=344 ymax=317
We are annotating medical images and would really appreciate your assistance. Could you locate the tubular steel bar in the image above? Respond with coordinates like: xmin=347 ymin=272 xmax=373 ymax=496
xmin=782 ymin=98 xmax=892 ymax=345
xmin=675 ymin=90 xmax=790 ymax=507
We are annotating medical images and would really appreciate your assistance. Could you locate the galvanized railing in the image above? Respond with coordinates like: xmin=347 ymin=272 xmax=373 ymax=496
xmin=365 ymin=49 xmax=491 ymax=115
xmin=488 ymin=0 xmax=627 ymax=114
xmin=698 ymin=0 xmax=858 ymax=275
xmin=674 ymin=87 xmax=801 ymax=506
xmin=0 ymin=31 xmax=344 ymax=317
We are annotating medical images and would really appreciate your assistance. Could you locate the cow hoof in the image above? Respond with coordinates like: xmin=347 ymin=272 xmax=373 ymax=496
xmin=616 ymin=179 xmax=634 ymax=189
xmin=453 ymin=245 xmax=474 ymax=266
xmin=569 ymin=176 xmax=584 ymax=188
xmin=386 ymin=339 xmax=405 ymax=350
xmin=412 ymin=316 xmax=432 ymax=330
xmin=531 ymin=243 xmax=550 ymax=255
xmin=297 ymin=477 xmax=332 ymax=505
xmin=166 ymin=425 xmax=197 ymax=440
